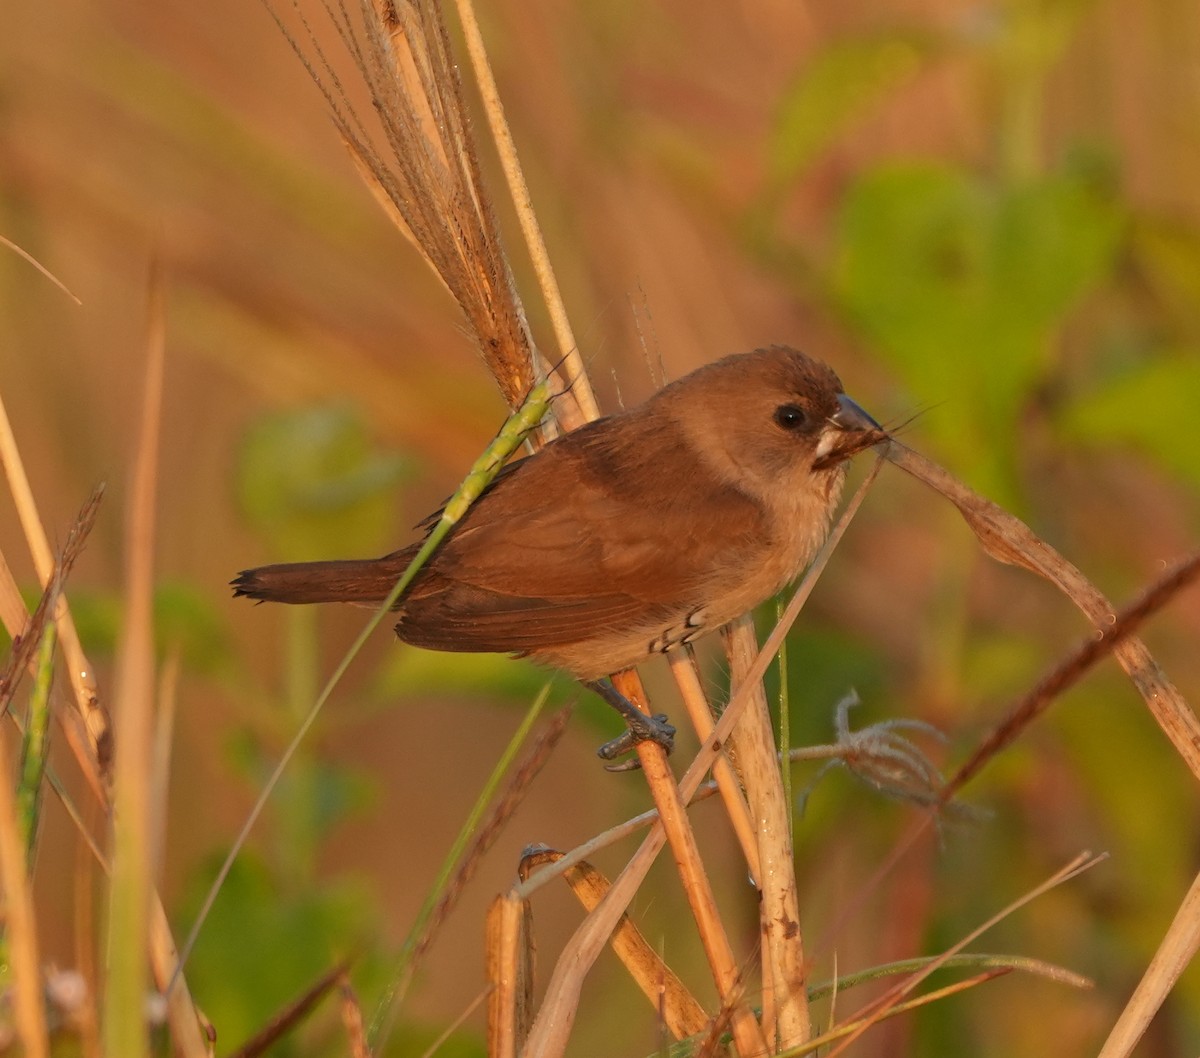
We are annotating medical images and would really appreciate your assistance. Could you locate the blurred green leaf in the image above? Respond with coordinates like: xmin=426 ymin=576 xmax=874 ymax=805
xmin=182 ymin=853 xmax=376 ymax=1053
xmin=834 ymin=161 xmax=1124 ymax=499
xmin=236 ymin=405 xmax=411 ymax=560
xmin=1130 ymin=217 xmax=1200 ymax=338
xmin=371 ymin=645 xmax=559 ymax=704
xmin=1058 ymin=352 xmax=1200 ymax=486
xmin=65 ymin=582 xmax=233 ymax=675
xmin=769 ymin=31 xmax=932 ymax=189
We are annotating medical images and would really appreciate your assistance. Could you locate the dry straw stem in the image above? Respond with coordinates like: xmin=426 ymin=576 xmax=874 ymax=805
xmin=519 ymin=847 xmax=711 ymax=1041
xmin=102 ymin=275 xmax=209 ymax=1058
xmin=886 ymin=441 xmax=1200 ymax=780
xmin=668 ymin=649 xmax=763 ymax=884
xmin=1098 ymin=863 xmax=1200 ymax=1058
xmin=451 ymin=0 xmax=598 ymax=428
xmin=104 ymin=270 xmax=168 ymax=1058
xmin=820 ymin=851 xmax=1104 ymax=1057
xmin=485 ymin=892 xmax=533 ymax=1058
xmin=0 ymin=386 xmax=110 ymax=781
xmin=723 ymin=614 xmax=811 ymax=1050
xmin=0 ymin=232 xmax=83 ymax=304
xmin=0 ymin=722 xmax=49 ymax=1058
xmin=611 ymin=668 xmax=770 ymax=1058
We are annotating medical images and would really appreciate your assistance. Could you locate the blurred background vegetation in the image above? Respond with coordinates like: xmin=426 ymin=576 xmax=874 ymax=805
xmin=3 ymin=0 xmax=1200 ymax=1054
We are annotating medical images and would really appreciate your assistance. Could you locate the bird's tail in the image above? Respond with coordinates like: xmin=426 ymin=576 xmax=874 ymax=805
xmin=231 ymin=551 xmax=415 ymax=606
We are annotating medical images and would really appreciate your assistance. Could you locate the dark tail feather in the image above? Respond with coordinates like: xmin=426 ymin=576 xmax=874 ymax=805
xmin=231 ymin=553 xmax=414 ymax=605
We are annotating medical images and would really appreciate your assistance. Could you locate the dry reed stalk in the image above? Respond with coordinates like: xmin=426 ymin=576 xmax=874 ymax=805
xmin=485 ymin=892 xmax=532 ymax=1058
xmin=103 ymin=269 xmax=167 ymax=1058
xmin=667 ymin=650 xmax=762 ymax=883
xmin=612 ymin=668 xmax=769 ymax=1057
xmin=723 ymin=614 xmax=811 ymax=1049
xmin=0 ymin=387 xmax=110 ymax=780
xmin=520 ymin=847 xmax=710 ymax=1041
xmin=0 ymin=721 xmax=49 ymax=1057
xmin=886 ymin=442 xmax=1200 ymax=779
xmin=1098 ymin=864 xmax=1200 ymax=1058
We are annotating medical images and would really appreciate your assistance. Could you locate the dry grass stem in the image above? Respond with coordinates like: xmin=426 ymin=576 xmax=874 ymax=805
xmin=667 ymin=649 xmax=763 ymax=884
xmin=824 ymin=851 xmax=1104 ymax=1056
xmin=0 ymin=722 xmax=49 ymax=1058
xmin=0 ymin=231 xmax=83 ymax=304
xmin=0 ymin=388 xmax=110 ymax=779
xmin=1097 ymin=862 xmax=1200 ymax=1058
xmin=416 ymin=986 xmax=488 ymax=1058
xmin=519 ymin=847 xmax=710 ymax=1041
xmin=886 ymin=441 xmax=1200 ymax=779
xmin=451 ymin=0 xmax=596 ymax=429
xmin=224 ymin=960 xmax=351 ymax=1058
xmin=723 ymin=614 xmax=811 ymax=1049
xmin=612 ymin=668 xmax=769 ymax=1057
xmin=485 ymin=892 xmax=532 ymax=1058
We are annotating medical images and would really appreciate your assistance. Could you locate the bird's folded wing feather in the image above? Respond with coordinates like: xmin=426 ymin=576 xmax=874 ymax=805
xmin=396 ymin=420 xmax=767 ymax=651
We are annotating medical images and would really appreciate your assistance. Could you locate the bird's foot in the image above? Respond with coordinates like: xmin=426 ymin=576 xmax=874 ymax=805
xmin=585 ymin=680 xmax=676 ymax=772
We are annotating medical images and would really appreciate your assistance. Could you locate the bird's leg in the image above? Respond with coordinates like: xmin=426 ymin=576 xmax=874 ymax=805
xmin=585 ymin=679 xmax=676 ymax=772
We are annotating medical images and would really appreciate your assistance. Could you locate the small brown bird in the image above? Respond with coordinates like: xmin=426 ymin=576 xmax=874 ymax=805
xmin=233 ymin=346 xmax=881 ymax=759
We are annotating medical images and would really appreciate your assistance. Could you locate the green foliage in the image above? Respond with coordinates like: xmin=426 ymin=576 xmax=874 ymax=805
xmin=58 ymin=582 xmax=234 ymax=675
xmin=236 ymin=404 xmax=410 ymax=560
xmin=180 ymin=853 xmax=376 ymax=1054
xmin=769 ymin=30 xmax=934 ymax=190
xmin=833 ymin=160 xmax=1124 ymax=502
xmin=1060 ymin=353 xmax=1200 ymax=488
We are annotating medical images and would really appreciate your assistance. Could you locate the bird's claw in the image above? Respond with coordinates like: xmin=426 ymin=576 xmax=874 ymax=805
xmin=596 ymin=712 xmax=676 ymax=771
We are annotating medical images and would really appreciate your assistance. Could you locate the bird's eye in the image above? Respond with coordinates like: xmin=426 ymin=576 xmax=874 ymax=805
xmin=773 ymin=404 xmax=807 ymax=430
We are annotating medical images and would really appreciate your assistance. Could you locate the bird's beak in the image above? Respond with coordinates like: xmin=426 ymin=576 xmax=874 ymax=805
xmin=813 ymin=394 xmax=884 ymax=468
xmin=830 ymin=394 xmax=880 ymax=433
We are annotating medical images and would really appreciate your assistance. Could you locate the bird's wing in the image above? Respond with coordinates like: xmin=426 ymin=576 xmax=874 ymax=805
xmin=396 ymin=415 xmax=768 ymax=652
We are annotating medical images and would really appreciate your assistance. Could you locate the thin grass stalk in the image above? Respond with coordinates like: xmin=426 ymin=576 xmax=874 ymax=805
xmin=612 ymin=669 xmax=769 ymax=1057
xmin=0 ymin=722 xmax=49 ymax=1058
xmin=885 ymin=442 xmax=1200 ymax=779
xmin=724 ymin=614 xmax=810 ymax=1048
xmin=0 ymin=387 xmax=109 ymax=781
xmin=173 ymin=375 xmax=552 ymax=986
xmin=667 ymin=650 xmax=762 ymax=884
xmin=1097 ymin=863 xmax=1200 ymax=1058
xmin=17 ymin=617 xmax=56 ymax=860
xmin=369 ymin=682 xmax=552 ymax=1045
xmin=776 ymin=600 xmax=793 ymax=833
xmin=450 ymin=0 xmax=596 ymax=429
xmin=822 ymin=852 xmax=1103 ymax=1057
xmin=103 ymin=272 xmax=167 ymax=1058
